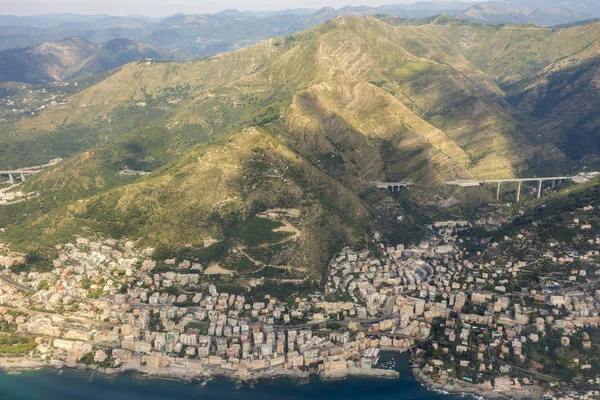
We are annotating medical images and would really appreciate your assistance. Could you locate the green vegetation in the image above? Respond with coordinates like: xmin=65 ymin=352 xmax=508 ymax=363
xmin=482 ymin=179 xmax=600 ymax=244
xmin=10 ymin=252 xmax=54 ymax=273
xmin=0 ymin=16 xmax=599 ymax=289
xmin=247 ymin=280 xmax=319 ymax=301
xmin=0 ymin=334 xmax=36 ymax=356
xmin=237 ymin=217 xmax=292 ymax=247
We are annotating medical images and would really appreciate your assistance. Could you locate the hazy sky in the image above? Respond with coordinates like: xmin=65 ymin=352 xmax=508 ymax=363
xmin=2 ymin=0 xmax=477 ymax=18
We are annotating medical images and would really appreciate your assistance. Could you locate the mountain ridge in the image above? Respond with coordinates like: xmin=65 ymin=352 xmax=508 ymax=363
xmin=456 ymin=4 xmax=589 ymax=26
xmin=1 ymin=1 xmax=598 ymax=58
xmin=0 ymin=16 xmax=598 ymax=280
xmin=0 ymin=37 xmax=163 ymax=83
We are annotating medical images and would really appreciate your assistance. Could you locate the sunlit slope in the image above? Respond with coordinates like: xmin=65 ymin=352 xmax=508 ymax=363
xmin=8 ymin=129 xmax=373 ymax=279
xmin=2 ymin=15 xmax=599 ymax=279
xmin=285 ymin=80 xmax=471 ymax=185
xmin=5 ymin=16 xmax=579 ymax=180
xmin=436 ymin=21 xmax=600 ymax=86
xmin=449 ymin=20 xmax=600 ymax=162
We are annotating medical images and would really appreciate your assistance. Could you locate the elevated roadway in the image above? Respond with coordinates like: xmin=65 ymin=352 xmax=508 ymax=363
xmin=370 ymin=181 xmax=413 ymax=192
xmin=446 ymin=176 xmax=572 ymax=201
xmin=0 ymin=158 xmax=62 ymax=184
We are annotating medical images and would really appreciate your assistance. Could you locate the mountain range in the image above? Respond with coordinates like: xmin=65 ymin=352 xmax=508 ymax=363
xmin=455 ymin=4 xmax=590 ymax=26
xmin=0 ymin=0 xmax=598 ymax=71
xmin=0 ymin=37 xmax=162 ymax=83
xmin=0 ymin=16 xmax=598 ymax=282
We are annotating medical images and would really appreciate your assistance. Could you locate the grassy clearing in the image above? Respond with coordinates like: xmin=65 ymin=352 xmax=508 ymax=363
xmin=237 ymin=216 xmax=292 ymax=248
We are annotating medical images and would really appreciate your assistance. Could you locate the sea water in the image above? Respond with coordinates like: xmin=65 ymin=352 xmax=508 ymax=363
xmin=0 ymin=353 xmax=468 ymax=400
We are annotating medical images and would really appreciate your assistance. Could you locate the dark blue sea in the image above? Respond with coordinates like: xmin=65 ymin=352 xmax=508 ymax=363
xmin=0 ymin=353 xmax=468 ymax=400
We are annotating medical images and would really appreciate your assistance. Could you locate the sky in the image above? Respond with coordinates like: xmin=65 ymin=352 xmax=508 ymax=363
xmin=1 ymin=0 xmax=478 ymax=18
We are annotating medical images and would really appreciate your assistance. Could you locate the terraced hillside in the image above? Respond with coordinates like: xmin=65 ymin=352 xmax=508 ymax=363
xmin=0 ymin=16 xmax=598 ymax=283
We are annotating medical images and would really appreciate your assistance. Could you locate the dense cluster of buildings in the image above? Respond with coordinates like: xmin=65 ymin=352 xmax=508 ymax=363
xmin=1 ymin=201 xmax=600 ymax=398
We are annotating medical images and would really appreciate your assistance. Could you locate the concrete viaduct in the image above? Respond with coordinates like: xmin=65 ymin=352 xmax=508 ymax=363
xmin=446 ymin=177 xmax=572 ymax=201
xmin=0 ymin=170 xmax=38 ymax=184
xmin=370 ymin=181 xmax=413 ymax=192
xmin=0 ymin=158 xmax=62 ymax=184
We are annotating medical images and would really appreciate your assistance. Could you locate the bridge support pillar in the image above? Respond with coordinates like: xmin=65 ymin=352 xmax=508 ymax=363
xmin=537 ymin=180 xmax=542 ymax=199
xmin=20 ymin=173 xmax=25 ymax=182
xmin=551 ymin=179 xmax=555 ymax=189
xmin=496 ymin=182 xmax=501 ymax=199
xmin=516 ymin=181 xmax=522 ymax=202
xmin=8 ymin=173 xmax=13 ymax=184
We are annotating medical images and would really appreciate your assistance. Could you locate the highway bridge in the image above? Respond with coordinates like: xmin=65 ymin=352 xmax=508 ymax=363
xmin=446 ymin=176 xmax=572 ymax=201
xmin=0 ymin=158 xmax=62 ymax=184
xmin=370 ymin=181 xmax=413 ymax=192
xmin=0 ymin=170 xmax=37 ymax=184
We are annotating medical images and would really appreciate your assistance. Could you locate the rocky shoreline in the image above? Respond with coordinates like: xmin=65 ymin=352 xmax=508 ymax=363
xmin=412 ymin=367 xmax=544 ymax=400
xmin=0 ymin=357 xmax=398 ymax=385
xmin=0 ymin=356 xmax=544 ymax=400
xmin=0 ymin=357 xmax=302 ymax=382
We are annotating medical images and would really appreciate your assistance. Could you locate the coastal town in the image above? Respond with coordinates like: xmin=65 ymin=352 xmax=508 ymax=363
xmin=1 ymin=193 xmax=600 ymax=400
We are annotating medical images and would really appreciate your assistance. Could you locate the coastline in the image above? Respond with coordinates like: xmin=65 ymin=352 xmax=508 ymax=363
xmin=0 ymin=357 xmax=310 ymax=383
xmin=411 ymin=367 xmax=544 ymax=400
xmin=0 ymin=357 xmax=397 ymax=385
xmin=0 ymin=356 xmax=543 ymax=400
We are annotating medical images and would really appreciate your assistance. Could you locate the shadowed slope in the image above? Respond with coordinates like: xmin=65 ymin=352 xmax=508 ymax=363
xmin=2 ymin=16 xmax=599 ymax=276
